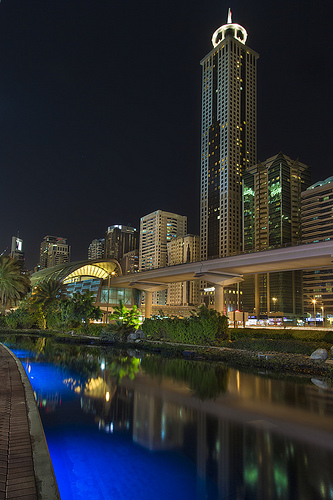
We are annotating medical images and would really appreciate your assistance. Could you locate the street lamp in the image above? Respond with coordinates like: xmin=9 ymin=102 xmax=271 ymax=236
xmin=272 ymin=297 xmax=277 ymax=313
xmin=321 ymin=305 xmax=324 ymax=326
xmin=106 ymin=270 xmax=116 ymax=323
xmin=312 ymin=299 xmax=316 ymax=326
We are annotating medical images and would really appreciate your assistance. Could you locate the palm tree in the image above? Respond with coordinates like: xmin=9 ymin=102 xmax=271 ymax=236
xmin=32 ymin=279 xmax=67 ymax=308
xmin=0 ymin=255 xmax=30 ymax=314
xmin=32 ymin=279 xmax=67 ymax=328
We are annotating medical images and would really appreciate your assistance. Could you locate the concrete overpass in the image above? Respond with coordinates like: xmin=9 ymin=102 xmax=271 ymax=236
xmin=111 ymin=240 xmax=333 ymax=317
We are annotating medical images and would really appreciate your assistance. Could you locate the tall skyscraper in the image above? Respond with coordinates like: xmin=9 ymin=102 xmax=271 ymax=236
xmin=104 ymin=225 xmax=138 ymax=262
xmin=200 ymin=9 xmax=259 ymax=260
xmin=242 ymin=152 xmax=311 ymax=317
xmin=243 ymin=152 xmax=311 ymax=252
xmin=301 ymin=177 xmax=333 ymax=319
xmin=139 ymin=210 xmax=187 ymax=305
xmin=39 ymin=236 xmax=70 ymax=269
xmin=139 ymin=210 xmax=187 ymax=271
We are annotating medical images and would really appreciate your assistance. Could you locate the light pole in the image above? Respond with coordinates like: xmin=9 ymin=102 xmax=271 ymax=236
xmin=312 ymin=299 xmax=316 ymax=326
xmin=321 ymin=305 xmax=324 ymax=326
xmin=272 ymin=297 xmax=277 ymax=313
xmin=106 ymin=271 xmax=116 ymax=324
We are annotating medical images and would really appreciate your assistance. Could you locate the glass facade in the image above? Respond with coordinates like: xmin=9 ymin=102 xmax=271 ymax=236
xmin=99 ymin=286 xmax=141 ymax=307
xmin=242 ymin=153 xmax=311 ymax=318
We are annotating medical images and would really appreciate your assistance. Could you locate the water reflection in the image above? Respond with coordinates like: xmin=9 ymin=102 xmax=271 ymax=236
xmin=3 ymin=334 xmax=333 ymax=500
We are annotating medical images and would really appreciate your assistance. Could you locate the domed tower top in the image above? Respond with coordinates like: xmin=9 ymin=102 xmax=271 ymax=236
xmin=211 ymin=8 xmax=248 ymax=47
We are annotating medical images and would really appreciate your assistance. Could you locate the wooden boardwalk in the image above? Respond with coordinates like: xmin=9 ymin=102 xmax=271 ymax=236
xmin=0 ymin=344 xmax=59 ymax=500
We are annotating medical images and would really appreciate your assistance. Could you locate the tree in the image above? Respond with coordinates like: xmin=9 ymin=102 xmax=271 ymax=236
xmin=32 ymin=279 xmax=67 ymax=308
xmin=63 ymin=292 xmax=102 ymax=329
xmin=0 ymin=255 xmax=30 ymax=314
xmin=108 ymin=301 xmax=141 ymax=341
xmin=32 ymin=279 xmax=68 ymax=329
xmin=5 ymin=298 xmax=39 ymax=329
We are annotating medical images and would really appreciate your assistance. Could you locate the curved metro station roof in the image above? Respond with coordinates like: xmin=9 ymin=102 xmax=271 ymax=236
xmin=31 ymin=259 xmax=121 ymax=286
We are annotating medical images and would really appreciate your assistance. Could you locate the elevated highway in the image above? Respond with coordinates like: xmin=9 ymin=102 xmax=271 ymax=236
xmin=112 ymin=241 xmax=333 ymax=317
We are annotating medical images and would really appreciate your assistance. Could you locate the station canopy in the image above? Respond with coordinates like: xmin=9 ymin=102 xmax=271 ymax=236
xmin=31 ymin=259 xmax=121 ymax=287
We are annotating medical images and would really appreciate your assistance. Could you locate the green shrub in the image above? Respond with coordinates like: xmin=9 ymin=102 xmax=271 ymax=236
xmin=76 ymin=323 xmax=105 ymax=337
xmin=5 ymin=307 xmax=38 ymax=330
xmin=229 ymin=327 xmax=333 ymax=343
xmin=142 ymin=306 xmax=229 ymax=345
xmin=323 ymin=331 xmax=333 ymax=343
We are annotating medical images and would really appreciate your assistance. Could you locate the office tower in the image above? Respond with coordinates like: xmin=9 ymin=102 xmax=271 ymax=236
xmin=120 ymin=249 xmax=139 ymax=274
xmin=302 ymin=177 xmax=333 ymax=318
xmin=243 ymin=153 xmax=311 ymax=251
xmin=88 ymin=238 xmax=105 ymax=260
xmin=242 ymin=152 xmax=311 ymax=317
xmin=39 ymin=236 xmax=70 ymax=269
xmin=200 ymin=9 xmax=259 ymax=260
xmin=139 ymin=210 xmax=187 ymax=305
xmin=167 ymin=234 xmax=200 ymax=306
xmin=104 ymin=225 xmax=138 ymax=262
xmin=139 ymin=210 xmax=187 ymax=271
xmin=10 ymin=235 xmax=25 ymax=267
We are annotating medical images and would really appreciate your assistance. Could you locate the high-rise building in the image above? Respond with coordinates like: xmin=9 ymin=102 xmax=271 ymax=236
xmin=243 ymin=152 xmax=311 ymax=252
xmin=242 ymin=152 xmax=311 ymax=317
xmin=139 ymin=210 xmax=187 ymax=305
xmin=104 ymin=225 xmax=138 ymax=262
xmin=88 ymin=238 xmax=105 ymax=260
xmin=120 ymin=249 xmax=139 ymax=274
xmin=10 ymin=235 xmax=25 ymax=267
xmin=301 ymin=177 xmax=333 ymax=319
xmin=167 ymin=234 xmax=200 ymax=306
xmin=39 ymin=236 xmax=70 ymax=270
xmin=139 ymin=210 xmax=187 ymax=271
xmin=200 ymin=9 xmax=259 ymax=260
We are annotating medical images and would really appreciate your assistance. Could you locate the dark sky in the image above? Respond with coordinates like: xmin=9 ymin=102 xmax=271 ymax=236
xmin=0 ymin=0 xmax=332 ymax=269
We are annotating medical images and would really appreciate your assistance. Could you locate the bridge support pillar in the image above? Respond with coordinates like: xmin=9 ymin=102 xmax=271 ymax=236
xmin=145 ymin=290 xmax=153 ymax=319
xmin=255 ymin=274 xmax=260 ymax=318
xmin=215 ymin=285 xmax=224 ymax=314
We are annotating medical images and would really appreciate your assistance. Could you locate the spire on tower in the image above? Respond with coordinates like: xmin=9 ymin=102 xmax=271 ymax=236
xmin=212 ymin=9 xmax=247 ymax=47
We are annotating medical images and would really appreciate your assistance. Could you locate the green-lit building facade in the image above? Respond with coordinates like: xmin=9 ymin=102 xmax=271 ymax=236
xmin=242 ymin=152 xmax=311 ymax=318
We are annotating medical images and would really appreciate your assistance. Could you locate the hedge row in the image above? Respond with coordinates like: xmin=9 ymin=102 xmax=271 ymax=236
xmin=230 ymin=328 xmax=333 ymax=343
xmin=142 ymin=308 xmax=229 ymax=345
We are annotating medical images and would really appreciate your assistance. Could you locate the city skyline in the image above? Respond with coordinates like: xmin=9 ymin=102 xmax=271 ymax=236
xmin=0 ymin=0 xmax=332 ymax=269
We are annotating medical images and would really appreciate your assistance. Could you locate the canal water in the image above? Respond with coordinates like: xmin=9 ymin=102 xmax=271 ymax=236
xmin=3 ymin=335 xmax=333 ymax=500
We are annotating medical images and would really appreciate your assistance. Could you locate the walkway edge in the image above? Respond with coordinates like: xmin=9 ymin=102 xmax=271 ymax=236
xmin=1 ymin=343 xmax=60 ymax=500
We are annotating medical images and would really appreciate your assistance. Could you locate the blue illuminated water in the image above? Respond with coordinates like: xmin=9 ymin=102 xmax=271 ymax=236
xmin=13 ymin=349 xmax=218 ymax=500
xmin=7 ymin=340 xmax=333 ymax=500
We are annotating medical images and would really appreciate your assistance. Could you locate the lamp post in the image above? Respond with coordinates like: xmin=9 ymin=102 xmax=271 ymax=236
xmin=272 ymin=297 xmax=277 ymax=313
xmin=106 ymin=270 xmax=116 ymax=324
xmin=312 ymin=299 xmax=316 ymax=327
xmin=321 ymin=305 xmax=324 ymax=326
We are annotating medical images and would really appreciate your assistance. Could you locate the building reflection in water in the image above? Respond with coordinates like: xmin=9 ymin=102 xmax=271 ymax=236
xmin=25 ymin=352 xmax=333 ymax=500
xmin=76 ymin=359 xmax=333 ymax=500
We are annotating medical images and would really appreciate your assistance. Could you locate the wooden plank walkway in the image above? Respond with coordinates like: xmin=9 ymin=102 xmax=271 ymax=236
xmin=0 ymin=344 xmax=59 ymax=500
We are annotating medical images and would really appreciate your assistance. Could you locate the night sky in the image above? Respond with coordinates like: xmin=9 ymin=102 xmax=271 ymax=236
xmin=0 ymin=0 xmax=332 ymax=270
